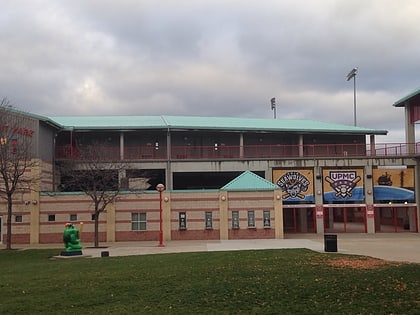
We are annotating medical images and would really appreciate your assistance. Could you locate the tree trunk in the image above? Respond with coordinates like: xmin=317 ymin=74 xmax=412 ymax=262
xmin=94 ymin=211 xmax=99 ymax=247
xmin=6 ymin=194 xmax=13 ymax=250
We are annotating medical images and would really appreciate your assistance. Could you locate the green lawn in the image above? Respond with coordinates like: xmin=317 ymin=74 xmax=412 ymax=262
xmin=0 ymin=248 xmax=419 ymax=314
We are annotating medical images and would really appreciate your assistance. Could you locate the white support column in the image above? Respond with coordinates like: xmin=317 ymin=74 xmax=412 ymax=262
xmin=365 ymin=165 xmax=375 ymax=234
xmin=314 ymin=167 xmax=325 ymax=234
xmin=369 ymin=134 xmax=376 ymax=156
xmin=239 ymin=133 xmax=244 ymax=158
xmin=120 ymin=132 xmax=124 ymax=160
xmin=219 ymin=192 xmax=229 ymax=240
xmin=166 ymin=130 xmax=172 ymax=190
xmin=299 ymin=135 xmax=304 ymax=157
xmin=274 ymin=190 xmax=284 ymax=239
xmin=405 ymin=104 xmax=415 ymax=154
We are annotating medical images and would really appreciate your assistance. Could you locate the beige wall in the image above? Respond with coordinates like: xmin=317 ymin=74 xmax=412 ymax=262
xmin=16 ymin=189 xmax=282 ymax=244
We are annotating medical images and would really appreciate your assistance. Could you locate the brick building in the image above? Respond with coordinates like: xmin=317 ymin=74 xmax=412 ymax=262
xmin=1 ymin=90 xmax=420 ymax=244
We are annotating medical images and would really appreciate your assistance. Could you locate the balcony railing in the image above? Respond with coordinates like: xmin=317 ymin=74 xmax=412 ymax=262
xmin=55 ymin=142 xmax=420 ymax=161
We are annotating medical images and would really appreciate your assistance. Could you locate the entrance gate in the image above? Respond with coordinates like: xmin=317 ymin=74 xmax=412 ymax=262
xmin=283 ymin=206 xmax=316 ymax=233
xmin=324 ymin=206 xmax=367 ymax=233
xmin=375 ymin=206 xmax=418 ymax=233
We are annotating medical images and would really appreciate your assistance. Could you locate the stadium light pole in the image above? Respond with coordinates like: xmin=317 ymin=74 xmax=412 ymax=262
xmin=156 ymin=183 xmax=165 ymax=247
xmin=346 ymin=67 xmax=358 ymax=126
xmin=270 ymin=97 xmax=276 ymax=119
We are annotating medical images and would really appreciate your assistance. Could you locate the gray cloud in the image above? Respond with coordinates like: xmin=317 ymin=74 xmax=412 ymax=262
xmin=1 ymin=0 xmax=419 ymax=143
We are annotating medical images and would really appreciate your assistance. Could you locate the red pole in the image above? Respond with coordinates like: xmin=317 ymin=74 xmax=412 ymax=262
xmin=156 ymin=183 xmax=165 ymax=247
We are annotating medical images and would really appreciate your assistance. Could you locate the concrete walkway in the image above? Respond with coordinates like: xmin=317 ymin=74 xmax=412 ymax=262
xmin=78 ymin=234 xmax=420 ymax=263
xmin=4 ymin=234 xmax=420 ymax=263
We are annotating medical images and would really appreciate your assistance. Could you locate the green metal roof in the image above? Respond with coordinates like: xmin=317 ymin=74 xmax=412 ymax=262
xmin=1 ymin=107 xmax=61 ymax=129
xmin=393 ymin=87 xmax=420 ymax=107
xmin=49 ymin=115 xmax=165 ymax=130
xmin=221 ymin=171 xmax=279 ymax=191
xmin=48 ymin=115 xmax=387 ymax=135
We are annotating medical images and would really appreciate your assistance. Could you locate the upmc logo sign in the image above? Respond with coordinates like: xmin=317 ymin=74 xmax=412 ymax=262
xmin=325 ymin=171 xmax=361 ymax=198
xmin=328 ymin=172 xmax=357 ymax=181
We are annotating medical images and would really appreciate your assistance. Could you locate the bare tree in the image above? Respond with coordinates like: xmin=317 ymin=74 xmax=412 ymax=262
xmin=0 ymin=98 xmax=37 ymax=249
xmin=58 ymin=143 xmax=126 ymax=247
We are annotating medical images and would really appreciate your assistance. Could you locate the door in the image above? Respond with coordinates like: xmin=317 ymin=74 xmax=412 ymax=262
xmin=324 ymin=207 xmax=366 ymax=233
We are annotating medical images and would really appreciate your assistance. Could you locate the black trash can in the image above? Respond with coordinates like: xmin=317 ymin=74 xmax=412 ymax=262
xmin=324 ymin=234 xmax=337 ymax=252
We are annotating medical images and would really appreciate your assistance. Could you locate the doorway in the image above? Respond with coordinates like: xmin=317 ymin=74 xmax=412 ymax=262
xmin=375 ymin=206 xmax=418 ymax=233
xmin=324 ymin=206 xmax=366 ymax=233
xmin=283 ymin=207 xmax=316 ymax=233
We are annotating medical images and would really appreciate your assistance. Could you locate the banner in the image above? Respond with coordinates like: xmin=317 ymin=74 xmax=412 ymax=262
xmin=322 ymin=169 xmax=364 ymax=202
xmin=273 ymin=169 xmax=314 ymax=202
xmin=372 ymin=167 xmax=415 ymax=201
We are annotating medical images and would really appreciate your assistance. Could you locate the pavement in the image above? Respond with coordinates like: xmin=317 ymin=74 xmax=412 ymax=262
xmin=37 ymin=233 xmax=420 ymax=263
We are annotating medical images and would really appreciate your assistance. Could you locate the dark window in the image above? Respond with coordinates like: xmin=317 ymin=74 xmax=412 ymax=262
xmin=232 ymin=211 xmax=239 ymax=229
xmin=60 ymin=170 xmax=119 ymax=192
xmin=263 ymin=210 xmax=271 ymax=228
xmin=205 ymin=211 xmax=212 ymax=229
xmin=247 ymin=210 xmax=255 ymax=228
xmin=179 ymin=212 xmax=187 ymax=230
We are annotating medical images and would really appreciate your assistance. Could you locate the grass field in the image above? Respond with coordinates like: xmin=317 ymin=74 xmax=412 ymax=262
xmin=0 ymin=248 xmax=419 ymax=314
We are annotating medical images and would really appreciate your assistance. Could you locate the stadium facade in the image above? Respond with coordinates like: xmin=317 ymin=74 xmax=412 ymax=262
xmin=1 ymin=89 xmax=420 ymax=245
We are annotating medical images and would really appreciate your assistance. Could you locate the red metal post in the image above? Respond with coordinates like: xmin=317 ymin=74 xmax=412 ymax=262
xmin=156 ymin=183 xmax=165 ymax=247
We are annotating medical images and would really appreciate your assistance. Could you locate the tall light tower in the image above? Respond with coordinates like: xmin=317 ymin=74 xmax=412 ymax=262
xmin=346 ymin=67 xmax=358 ymax=126
xmin=270 ymin=97 xmax=276 ymax=119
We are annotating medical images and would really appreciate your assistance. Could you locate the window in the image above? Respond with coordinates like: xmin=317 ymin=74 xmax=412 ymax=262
xmin=10 ymin=138 xmax=17 ymax=154
xmin=232 ymin=211 xmax=239 ymax=229
xmin=60 ymin=170 xmax=119 ymax=192
xmin=70 ymin=214 xmax=77 ymax=221
xmin=132 ymin=212 xmax=146 ymax=231
xmin=48 ymin=214 xmax=56 ymax=222
xmin=247 ymin=210 xmax=255 ymax=228
xmin=263 ymin=210 xmax=271 ymax=228
xmin=179 ymin=212 xmax=187 ymax=230
xmin=15 ymin=215 xmax=23 ymax=223
xmin=205 ymin=211 xmax=213 ymax=229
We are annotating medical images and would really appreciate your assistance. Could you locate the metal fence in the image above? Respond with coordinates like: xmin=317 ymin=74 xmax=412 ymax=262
xmin=55 ymin=142 xmax=420 ymax=161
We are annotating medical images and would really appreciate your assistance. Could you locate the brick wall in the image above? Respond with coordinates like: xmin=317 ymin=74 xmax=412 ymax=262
xmin=10 ymin=189 xmax=282 ymax=245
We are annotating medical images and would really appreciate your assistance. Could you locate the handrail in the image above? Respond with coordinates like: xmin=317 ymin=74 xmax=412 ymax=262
xmin=55 ymin=142 xmax=420 ymax=161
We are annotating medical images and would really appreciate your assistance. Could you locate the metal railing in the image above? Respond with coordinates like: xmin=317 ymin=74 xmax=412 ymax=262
xmin=55 ymin=142 xmax=420 ymax=161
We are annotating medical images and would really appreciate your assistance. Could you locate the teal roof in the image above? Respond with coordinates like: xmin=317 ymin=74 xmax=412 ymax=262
xmin=393 ymin=87 xmax=420 ymax=107
xmin=49 ymin=115 xmax=165 ymax=130
xmin=49 ymin=115 xmax=387 ymax=135
xmin=221 ymin=171 xmax=278 ymax=191
xmin=1 ymin=107 xmax=61 ymax=129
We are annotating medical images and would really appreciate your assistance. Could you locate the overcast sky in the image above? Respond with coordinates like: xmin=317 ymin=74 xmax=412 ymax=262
xmin=1 ymin=0 xmax=420 ymax=142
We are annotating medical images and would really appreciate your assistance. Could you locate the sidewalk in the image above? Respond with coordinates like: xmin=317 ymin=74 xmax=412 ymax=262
xmin=4 ymin=234 xmax=420 ymax=263
xmin=79 ymin=234 xmax=420 ymax=263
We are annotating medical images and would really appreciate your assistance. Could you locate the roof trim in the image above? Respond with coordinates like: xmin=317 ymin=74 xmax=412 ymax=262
xmin=393 ymin=87 xmax=420 ymax=107
xmin=48 ymin=115 xmax=387 ymax=135
xmin=1 ymin=106 xmax=62 ymax=129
